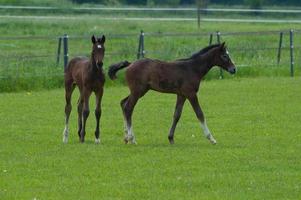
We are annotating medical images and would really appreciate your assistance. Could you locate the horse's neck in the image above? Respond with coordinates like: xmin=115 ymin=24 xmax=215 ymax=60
xmin=89 ymin=55 xmax=98 ymax=71
xmin=191 ymin=52 xmax=215 ymax=77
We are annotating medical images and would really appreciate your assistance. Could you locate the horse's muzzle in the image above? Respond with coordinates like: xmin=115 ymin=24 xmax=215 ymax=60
xmin=96 ymin=61 xmax=103 ymax=69
xmin=228 ymin=66 xmax=236 ymax=74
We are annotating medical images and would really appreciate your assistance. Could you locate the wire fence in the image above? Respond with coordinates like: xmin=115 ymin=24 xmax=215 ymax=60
xmin=0 ymin=29 xmax=300 ymax=83
xmin=2 ymin=5 xmax=301 ymax=24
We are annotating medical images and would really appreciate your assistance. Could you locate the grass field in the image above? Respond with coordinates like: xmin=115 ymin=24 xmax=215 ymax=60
xmin=1 ymin=77 xmax=300 ymax=199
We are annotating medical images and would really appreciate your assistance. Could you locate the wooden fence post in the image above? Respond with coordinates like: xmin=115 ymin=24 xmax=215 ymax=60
xmin=209 ymin=33 xmax=213 ymax=45
xmin=216 ymin=31 xmax=223 ymax=79
xmin=56 ymin=36 xmax=62 ymax=65
xmin=289 ymin=29 xmax=294 ymax=77
xmin=277 ymin=32 xmax=283 ymax=65
xmin=63 ymin=34 xmax=69 ymax=70
xmin=137 ymin=30 xmax=145 ymax=59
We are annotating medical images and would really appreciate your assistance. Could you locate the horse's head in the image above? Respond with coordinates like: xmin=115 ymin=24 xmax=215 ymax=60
xmin=215 ymin=42 xmax=236 ymax=74
xmin=91 ymin=35 xmax=105 ymax=68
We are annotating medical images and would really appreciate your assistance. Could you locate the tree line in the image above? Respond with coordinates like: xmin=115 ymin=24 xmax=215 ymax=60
xmin=71 ymin=0 xmax=301 ymax=6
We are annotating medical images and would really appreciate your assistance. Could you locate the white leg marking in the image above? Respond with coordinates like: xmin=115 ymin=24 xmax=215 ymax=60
xmin=126 ymin=123 xmax=136 ymax=144
xmin=201 ymin=121 xmax=217 ymax=144
xmin=95 ymin=138 xmax=100 ymax=144
xmin=63 ymin=124 xmax=69 ymax=143
xmin=123 ymin=121 xmax=128 ymax=136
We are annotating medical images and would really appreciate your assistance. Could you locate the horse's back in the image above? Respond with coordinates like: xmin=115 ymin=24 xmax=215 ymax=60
xmin=64 ymin=56 xmax=89 ymax=84
xmin=65 ymin=56 xmax=89 ymax=72
xmin=126 ymin=58 xmax=182 ymax=79
xmin=125 ymin=58 xmax=196 ymax=94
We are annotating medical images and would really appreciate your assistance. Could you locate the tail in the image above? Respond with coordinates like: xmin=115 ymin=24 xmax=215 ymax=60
xmin=108 ymin=60 xmax=131 ymax=80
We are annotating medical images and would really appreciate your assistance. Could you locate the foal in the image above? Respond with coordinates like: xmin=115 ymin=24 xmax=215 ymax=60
xmin=108 ymin=43 xmax=236 ymax=144
xmin=63 ymin=35 xmax=105 ymax=143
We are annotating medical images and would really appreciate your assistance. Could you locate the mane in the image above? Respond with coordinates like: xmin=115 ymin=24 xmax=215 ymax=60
xmin=177 ymin=44 xmax=220 ymax=61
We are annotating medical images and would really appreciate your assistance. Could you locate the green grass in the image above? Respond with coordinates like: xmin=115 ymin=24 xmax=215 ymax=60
xmin=1 ymin=77 xmax=301 ymax=199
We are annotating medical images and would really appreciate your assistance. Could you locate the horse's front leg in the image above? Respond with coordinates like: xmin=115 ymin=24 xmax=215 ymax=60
xmin=188 ymin=94 xmax=217 ymax=144
xmin=63 ymin=81 xmax=75 ymax=143
xmin=94 ymin=88 xmax=103 ymax=144
xmin=80 ymin=89 xmax=91 ymax=143
xmin=168 ymin=95 xmax=186 ymax=144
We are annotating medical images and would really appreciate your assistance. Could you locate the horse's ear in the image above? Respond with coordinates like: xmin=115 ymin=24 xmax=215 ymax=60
xmin=220 ymin=42 xmax=226 ymax=51
xmin=91 ymin=35 xmax=96 ymax=44
xmin=100 ymin=35 xmax=106 ymax=44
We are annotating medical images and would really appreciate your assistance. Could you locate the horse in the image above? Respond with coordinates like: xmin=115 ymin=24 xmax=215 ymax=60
xmin=108 ymin=42 xmax=236 ymax=145
xmin=62 ymin=35 xmax=106 ymax=144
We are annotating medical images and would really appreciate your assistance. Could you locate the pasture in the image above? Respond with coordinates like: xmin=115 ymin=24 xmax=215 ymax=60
xmin=1 ymin=77 xmax=301 ymax=199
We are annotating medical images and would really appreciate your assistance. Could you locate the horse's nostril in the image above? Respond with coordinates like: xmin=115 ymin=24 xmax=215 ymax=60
xmin=229 ymin=67 xmax=236 ymax=74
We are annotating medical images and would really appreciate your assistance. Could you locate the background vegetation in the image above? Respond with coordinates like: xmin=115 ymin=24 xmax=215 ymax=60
xmin=0 ymin=16 xmax=300 ymax=92
xmin=1 ymin=0 xmax=301 ymax=6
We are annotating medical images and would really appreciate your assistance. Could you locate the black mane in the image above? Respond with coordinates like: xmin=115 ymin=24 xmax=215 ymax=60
xmin=177 ymin=44 xmax=220 ymax=61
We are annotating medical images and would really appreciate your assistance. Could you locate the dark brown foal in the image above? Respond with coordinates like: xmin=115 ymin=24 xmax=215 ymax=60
xmin=63 ymin=35 xmax=105 ymax=143
xmin=108 ymin=43 xmax=236 ymax=144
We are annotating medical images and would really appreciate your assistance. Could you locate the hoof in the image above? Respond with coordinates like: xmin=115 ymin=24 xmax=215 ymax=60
xmin=207 ymin=135 xmax=217 ymax=145
xmin=210 ymin=139 xmax=217 ymax=145
xmin=95 ymin=138 xmax=100 ymax=144
xmin=129 ymin=140 xmax=137 ymax=145
xmin=168 ymin=137 xmax=174 ymax=145
xmin=63 ymin=137 xmax=68 ymax=144
xmin=124 ymin=135 xmax=136 ymax=144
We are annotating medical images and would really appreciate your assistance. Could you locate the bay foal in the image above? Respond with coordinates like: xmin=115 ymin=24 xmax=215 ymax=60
xmin=108 ymin=43 xmax=236 ymax=144
xmin=63 ymin=35 xmax=105 ymax=143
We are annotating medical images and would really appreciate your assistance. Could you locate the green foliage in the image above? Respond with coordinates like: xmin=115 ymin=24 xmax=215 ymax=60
xmin=1 ymin=77 xmax=301 ymax=199
xmin=1 ymin=0 xmax=301 ymax=6
xmin=152 ymin=0 xmax=181 ymax=6
xmin=0 ymin=0 xmax=72 ymax=6
xmin=244 ymin=0 xmax=265 ymax=9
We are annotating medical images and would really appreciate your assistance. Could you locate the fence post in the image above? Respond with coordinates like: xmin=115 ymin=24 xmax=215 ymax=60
xmin=277 ymin=32 xmax=283 ymax=65
xmin=197 ymin=6 xmax=201 ymax=28
xmin=209 ymin=33 xmax=213 ymax=45
xmin=289 ymin=29 xmax=294 ymax=77
xmin=63 ymin=34 xmax=69 ymax=70
xmin=56 ymin=36 xmax=62 ymax=65
xmin=216 ymin=31 xmax=223 ymax=79
xmin=141 ymin=30 xmax=145 ymax=58
xmin=137 ymin=30 xmax=145 ymax=59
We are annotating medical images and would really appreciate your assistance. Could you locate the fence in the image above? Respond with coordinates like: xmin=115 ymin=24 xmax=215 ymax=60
xmin=55 ymin=29 xmax=298 ymax=77
xmin=2 ymin=6 xmax=301 ymax=25
xmin=0 ymin=29 xmax=300 ymax=91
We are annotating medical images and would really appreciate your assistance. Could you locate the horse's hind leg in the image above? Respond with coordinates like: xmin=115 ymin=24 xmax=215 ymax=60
xmin=121 ymin=94 xmax=139 ymax=144
xmin=188 ymin=94 xmax=216 ymax=144
xmin=94 ymin=88 xmax=103 ymax=144
xmin=120 ymin=96 xmax=129 ymax=140
xmin=77 ymin=93 xmax=83 ymax=140
xmin=168 ymin=95 xmax=186 ymax=144
xmin=63 ymin=81 xmax=75 ymax=143
xmin=79 ymin=89 xmax=91 ymax=143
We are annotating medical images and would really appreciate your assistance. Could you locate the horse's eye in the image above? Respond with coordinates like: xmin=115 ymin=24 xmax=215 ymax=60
xmin=221 ymin=54 xmax=229 ymax=61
